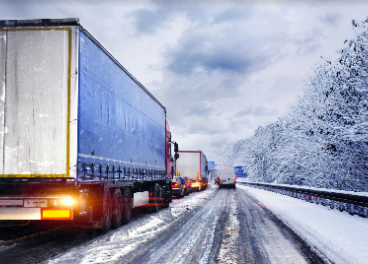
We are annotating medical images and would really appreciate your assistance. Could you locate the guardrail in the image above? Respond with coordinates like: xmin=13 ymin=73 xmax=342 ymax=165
xmin=239 ymin=182 xmax=368 ymax=218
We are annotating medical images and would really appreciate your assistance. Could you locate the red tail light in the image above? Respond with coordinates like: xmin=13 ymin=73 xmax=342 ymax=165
xmin=183 ymin=184 xmax=186 ymax=188
xmin=172 ymin=183 xmax=179 ymax=188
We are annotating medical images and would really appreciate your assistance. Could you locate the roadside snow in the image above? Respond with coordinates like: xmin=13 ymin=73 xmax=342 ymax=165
xmin=237 ymin=179 xmax=368 ymax=197
xmin=240 ymin=185 xmax=368 ymax=264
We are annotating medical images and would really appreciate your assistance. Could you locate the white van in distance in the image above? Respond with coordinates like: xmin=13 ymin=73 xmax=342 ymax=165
xmin=218 ymin=169 xmax=236 ymax=189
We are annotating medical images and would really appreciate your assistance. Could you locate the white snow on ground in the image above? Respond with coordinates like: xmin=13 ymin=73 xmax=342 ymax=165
xmin=236 ymin=178 xmax=368 ymax=197
xmin=239 ymin=184 xmax=368 ymax=264
xmin=48 ymin=188 xmax=215 ymax=264
xmin=216 ymin=190 xmax=240 ymax=264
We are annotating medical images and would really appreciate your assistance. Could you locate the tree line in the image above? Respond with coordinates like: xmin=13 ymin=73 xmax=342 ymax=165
xmin=232 ymin=19 xmax=368 ymax=191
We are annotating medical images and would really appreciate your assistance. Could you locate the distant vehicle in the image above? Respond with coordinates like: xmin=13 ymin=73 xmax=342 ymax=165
xmin=182 ymin=176 xmax=192 ymax=194
xmin=178 ymin=176 xmax=190 ymax=196
xmin=172 ymin=176 xmax=185 ymax=197
xmin=175 ymin=151 xmax=209 ymax=190
xmin=214 ymin=177 xmax=221 ymax=184
xmin=191 ymin=179 xmax=205 ymax=191
xmin=218 ymin=169 xmax=236 ymax=189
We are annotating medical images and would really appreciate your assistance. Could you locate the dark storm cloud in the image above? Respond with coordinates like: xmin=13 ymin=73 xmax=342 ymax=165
xmin=166 ymin=33 xmax=269 ymax=74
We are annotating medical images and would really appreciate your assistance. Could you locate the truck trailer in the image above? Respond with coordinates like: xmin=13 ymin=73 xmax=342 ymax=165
xmin=0 ymin=18 xmax=177 ymax=232
xmin=175 ymin=151 xmax=208 ymax=191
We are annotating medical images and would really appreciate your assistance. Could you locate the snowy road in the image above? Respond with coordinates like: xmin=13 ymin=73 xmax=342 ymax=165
xmin=0 ymin=184 xmax=327 ymax=264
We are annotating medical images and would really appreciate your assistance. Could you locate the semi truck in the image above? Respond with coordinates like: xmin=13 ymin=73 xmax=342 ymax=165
xmin=175 ymin=151 xmax=208 ymax=191
xmin=0 ymin=18 xmax=178 ymax=232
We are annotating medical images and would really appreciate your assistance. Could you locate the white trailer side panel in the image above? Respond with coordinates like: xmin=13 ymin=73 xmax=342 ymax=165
xmin=0 ymin=31 xmax=5 ymax=174
xmin=2 ymin=29 xmax=71 ymax=176
xmin=176 ymin=152 xmax=200 ymax=180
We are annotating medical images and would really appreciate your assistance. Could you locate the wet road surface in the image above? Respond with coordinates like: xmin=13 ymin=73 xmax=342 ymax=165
xmin=0 ymin=184 xmax=329 ymax=264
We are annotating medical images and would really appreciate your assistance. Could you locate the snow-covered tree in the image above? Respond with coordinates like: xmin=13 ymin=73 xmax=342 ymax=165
xmin=233 ymin=18 xmax=368 ymax=191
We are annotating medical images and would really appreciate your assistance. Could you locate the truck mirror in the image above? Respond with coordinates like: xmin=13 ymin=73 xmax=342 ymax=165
xmin=174 ymin=142 xmax=179 ymax=153
xmin=205 ymin=165 xmax=208 ymax=171
xmin=175 ymin=153 xmax=179 ymax=160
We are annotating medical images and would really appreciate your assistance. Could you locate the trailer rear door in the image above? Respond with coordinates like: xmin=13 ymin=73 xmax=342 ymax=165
xmin=0 ymin=28 xmax=71 ymax=177
xmin=176 ymin=152 xmax=201 ymax=180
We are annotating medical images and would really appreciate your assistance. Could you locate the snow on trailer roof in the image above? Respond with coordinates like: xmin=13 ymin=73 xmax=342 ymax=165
xmin=0 ymin=18 xmax=166 ymax=112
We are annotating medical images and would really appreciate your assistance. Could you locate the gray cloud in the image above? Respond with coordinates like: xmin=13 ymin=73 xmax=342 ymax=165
xmin=165 ymin=32 xmax=271 ymax=74
xmin=212 ymin=7 xmax=251 ymax=24
xmin=130 ymin=6 xmax=174 ymax=35
xmin=130 ymin=1 xmax=206 ymax=35
xmin=320 ymin=13 xmax=342 ymax=26
xmin=234 ymin=105 xmax=277 ymax=118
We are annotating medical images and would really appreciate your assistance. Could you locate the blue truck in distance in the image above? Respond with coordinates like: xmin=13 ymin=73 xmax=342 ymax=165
xmin=0 ymin=18 xmax=177 ymax=232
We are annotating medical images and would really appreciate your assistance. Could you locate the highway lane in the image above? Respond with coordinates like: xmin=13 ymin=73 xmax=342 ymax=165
xmin=0 ymin=184 xmax=328 ymax=264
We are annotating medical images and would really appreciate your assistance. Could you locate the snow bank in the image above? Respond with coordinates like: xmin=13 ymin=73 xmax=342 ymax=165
xmin=241 ymin=181 xmax=368 ymax=197
xmin=240 ymin=185 xmax=368 ymax=264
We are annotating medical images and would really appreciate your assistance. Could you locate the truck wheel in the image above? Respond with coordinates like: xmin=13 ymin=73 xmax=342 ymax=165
xmin=101 ymin=188 xmax=112 ymax=233
xmin=151 ymin=183 xmax=162 ymax=213
xmin=112 ymin=188 xmax=123 ymax=229
xmin=121 ymin=188 xmax=133 ymax=225
xmin=162 ymin=185 xmax=170 ymax=208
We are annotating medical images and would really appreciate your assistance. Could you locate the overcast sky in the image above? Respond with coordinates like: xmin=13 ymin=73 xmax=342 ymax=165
xmin=1 ymin=0 xmax=368 ymax=163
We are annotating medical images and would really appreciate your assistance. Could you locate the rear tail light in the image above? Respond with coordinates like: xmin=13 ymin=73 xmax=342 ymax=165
xmin=234 ymin=176 xmax=237 ymax=180
xmin=183 ymin=185 xmax=186 ymax=188
xmin=172 ymin=183 xmax=179 ymax=188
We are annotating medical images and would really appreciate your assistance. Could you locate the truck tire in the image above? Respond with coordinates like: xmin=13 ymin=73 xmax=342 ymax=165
xmin=101 ymin=188 xmax=112 ymax=233
xmin=112 ymin=188 xmax=123 ymax=229
xmin=121 ymin=188 xmax=133 ymax=225
xmin=162 ymin=185 xmax=170 ymax=208
xmin=151 ymin=183 xmax=162 ymax=213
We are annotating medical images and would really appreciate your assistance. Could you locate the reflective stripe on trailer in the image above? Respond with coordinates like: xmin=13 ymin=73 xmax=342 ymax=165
xmin=41 ymin=209 xmax=72 ymax=220
xmin=0 ymin=207 xmax=41 ymax=220
xmin=0 ymin=208 xmax=73 ymax=220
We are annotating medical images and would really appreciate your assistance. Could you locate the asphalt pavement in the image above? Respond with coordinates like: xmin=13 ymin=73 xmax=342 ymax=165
xmin=0 ymin=184 xmax=329 ymax=264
